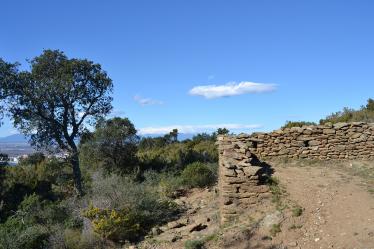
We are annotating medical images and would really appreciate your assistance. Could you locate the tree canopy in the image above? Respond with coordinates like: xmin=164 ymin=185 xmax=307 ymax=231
xmin=80 ymin=117 xmax=139 ymax=174
xmin=0 ymin=50 xmax=113 ymax=195
xmin=0 ymin=154 xmax=9 ymax=167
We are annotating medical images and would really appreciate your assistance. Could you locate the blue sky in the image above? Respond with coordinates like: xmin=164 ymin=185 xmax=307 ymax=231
xmin=1 ymin=0 xmax=374 ymax=137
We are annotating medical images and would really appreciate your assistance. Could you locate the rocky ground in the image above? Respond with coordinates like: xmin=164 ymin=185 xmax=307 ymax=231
xmin=137 ymin=160 xmax=374 ymax=249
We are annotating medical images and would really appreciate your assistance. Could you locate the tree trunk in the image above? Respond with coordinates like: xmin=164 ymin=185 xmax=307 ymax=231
xmin=70 ymin=151 xmax=84 ymax=196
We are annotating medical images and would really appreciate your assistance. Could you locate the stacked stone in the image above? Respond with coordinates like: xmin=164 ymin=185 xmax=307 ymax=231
xmin=217 ymin=135 xmax=270 ymax=224
xmin=216 ymin=122 xmax=374 ymax=224
xmin=244 ymin=122 xmax=374 ymax=160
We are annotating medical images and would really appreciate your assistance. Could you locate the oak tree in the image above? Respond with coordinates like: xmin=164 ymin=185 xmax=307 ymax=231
xmin=0 ymin=50 xmax=113 ymax=195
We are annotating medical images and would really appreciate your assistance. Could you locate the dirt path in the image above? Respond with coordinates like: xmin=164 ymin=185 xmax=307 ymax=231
xmin=273 ymin=164 xmax=374 ymax=249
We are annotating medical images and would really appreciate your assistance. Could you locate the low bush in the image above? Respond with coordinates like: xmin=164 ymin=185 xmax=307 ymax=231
xmin=0 ymin=193 xmax=83 ymax=249
xmin=158 ymin=172 xmax=185 ymax=198
xmin=180 ymin=162 xmax=217 ymax=188
xmin=0 ymin=194 xmax=53 ymax=249
xmin=282 ymin=121 xmax=317 ymax=129
xmin=83 ymin=205 xmax=143 ymax=242
xmin=319 ymin=99 xmax=374 ymax=124
xmin=185 ymin=239 xmax=205 ymax=249
xmin=83 ymin=172 xmax=180 ymax=243
xmin=292 ymin=206 xmax=303 ymax=217
xmin=270 ymin=224 xmax=281 ymax=237
xmin=0 ymin=223 xmax=49 ymax=249
xmin=137 ymin=135 xmax=218 ymax=172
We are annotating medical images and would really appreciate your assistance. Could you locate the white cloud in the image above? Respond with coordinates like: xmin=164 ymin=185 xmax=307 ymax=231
xmin=134 ymin=95 xmax=163 ymax=106
xmin=138 ymin=123 xmax=261 ymax=135
xmin=189 ymin=81 xmax=277 ymax=99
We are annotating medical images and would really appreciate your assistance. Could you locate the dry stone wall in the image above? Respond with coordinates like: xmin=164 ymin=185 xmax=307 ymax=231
xmin=246 ymin=122 xmax=374 ymax=160
xmin=217 ymin=122 xmax=374 ymax=224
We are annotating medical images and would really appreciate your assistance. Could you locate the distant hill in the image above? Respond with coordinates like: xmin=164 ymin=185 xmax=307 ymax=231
xmin=141 ymin=133 xmax=194 ymax=141
xmin=0 ymin=134 xmax=29 ymax=143
xmin=178 ymin=133 xmax=194 ymax=141
xmin=0 ymin=133 xmax=194 ymax=143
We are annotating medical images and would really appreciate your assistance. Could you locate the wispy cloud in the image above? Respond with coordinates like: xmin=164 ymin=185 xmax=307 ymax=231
xmin=138 ymin=123 xmax=261 ymax=135
xmin=134 ymin=95 xmax=163 ymax=106
xmin=108 ymin=109 xmax=127 ymax=117
xmin=8 ymin=129 xmax=19 ymax=135
xmin=189 ymin=81 xmax=277 ymax=99
xmin=208 ymin=75 xmax=215 ymax=81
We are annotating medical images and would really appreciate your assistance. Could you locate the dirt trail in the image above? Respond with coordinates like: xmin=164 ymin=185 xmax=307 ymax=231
xmin=273 ymin=164 xmax=374 ymax=249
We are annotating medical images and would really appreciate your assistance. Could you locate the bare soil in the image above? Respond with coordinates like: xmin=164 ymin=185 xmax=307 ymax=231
xmin=268 ymin=161 xmax=374 ymax=249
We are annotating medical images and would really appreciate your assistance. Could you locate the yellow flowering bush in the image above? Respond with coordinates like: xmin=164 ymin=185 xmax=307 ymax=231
xmin=83 ymin=204 xmax=143 ymax=242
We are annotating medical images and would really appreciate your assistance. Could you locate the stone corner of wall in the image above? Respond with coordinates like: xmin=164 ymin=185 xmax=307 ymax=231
xmin=217 ymin=122 xmax=374 ymax=224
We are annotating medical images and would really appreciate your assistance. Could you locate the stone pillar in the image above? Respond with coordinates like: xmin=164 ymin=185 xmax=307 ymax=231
xmin=217 ymin=135 xmax=270 ymax=224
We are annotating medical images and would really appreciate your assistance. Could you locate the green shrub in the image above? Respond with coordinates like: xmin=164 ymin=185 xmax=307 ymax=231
xmin=0 ymin=193 xmax=83 ymax=249
xmin=185 ymin=239 xmax=205 ymax=249
xmin=270 ymin=224 xmax=281 ymax=237
xmin=19 ymin=152 xmax=46 ymax=166
xmin=79 ymin=117 xmax=139 ymax=175
xmin=0 ymin=223 xmax=49 ymax=249
xmin=158 ymin=173 xmax=185 ymax=198
xmin=137 ymin=135 xmax=218 ymax=172
xmin=319 ymin=99 xmax=374 ymax=124
xmin=84 ymin=173 xmax=180 ymax=243
xmin=0 ymin=194 xmax=51 ymax=249
xmin=292 ymin=206 xmax=303 ymax=217
xmin=180 ymin=162 xmax=217 ymax=188
xmin=62 ymin=228 xmax=109 ymax=249
xmin=83 ymin=205 xmax=143 ymax=242
xmin=282 ymin=121 xmax=317 ymax=129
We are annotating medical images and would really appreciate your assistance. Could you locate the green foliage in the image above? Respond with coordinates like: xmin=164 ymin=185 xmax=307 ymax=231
xmin=0 ymin=158 xmax=78 ymax=222
xmin=19 ymin=152 xmax=46 ymax=166
xmin=138 ymin=142 xmax=188 ymax=171
xmin=320 ymin=99 xmax=374 ymax=124
xmin=180 ymin=162 xmax=217 ymax=188
xmin=0 ymin=111 xmax=220 ymax=247
xmin=143 ymin=162 xmax=218 ymax=199
xmin=0 ymin=223 xmax=49 ymax=249
xmin=83 ymin=205 xmax=143 ymax=242
xmin=184 ymin=239 xmax=205 ymax=249
xmin=189 ymin=140 xmax=218 ymax=163
xmin=0 ymin=49 xmax=114 ymax=195
xmin=62 ymin=228 xmax=108 ymax=249
xmin=288 ymin=224 xmax=303 ymax=230
xmin=282 ymin=121 xmax=317 ymax=129
xmin=0 ymin=154 xmax=9 ymax=166
xmin=84 ymin=172 xmax=180 ymax=243
xmin=80 ymin=117 xmax=139 ymax=175
xmin=138 ymin=129 xmax=179 ymax=150
xmin=138 ymin=135 xmax=218 ymax=172
xmin=191 ymin=133 xmax=216 ymax=143
xmin=0 ymin=194 xmax=81 ymax=249
xmin=216 ymin=127 xmax=230 ymax=135
xmin=366 ymin=98 xmax=374 ymax=111
xmin=292 ymin=206 xmax=303 ymax=217
xmin=270 ymin=224 xmax=281 ymax=237
xmin=158 ymin=173 xmax=185 ymax=198
xmin=266 ymin=176 xmax=286 ymax=210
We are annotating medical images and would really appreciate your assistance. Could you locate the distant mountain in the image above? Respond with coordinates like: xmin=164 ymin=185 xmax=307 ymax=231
xmin=0 ymin=133 xmax=194 ymax=144
xmin=141 ymin=133 xmax=194 ymax=141
xmin=178 ymin=133 xmax=194 ymax=141
xmin=0 ymin=134 xmax=29 ymax=143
